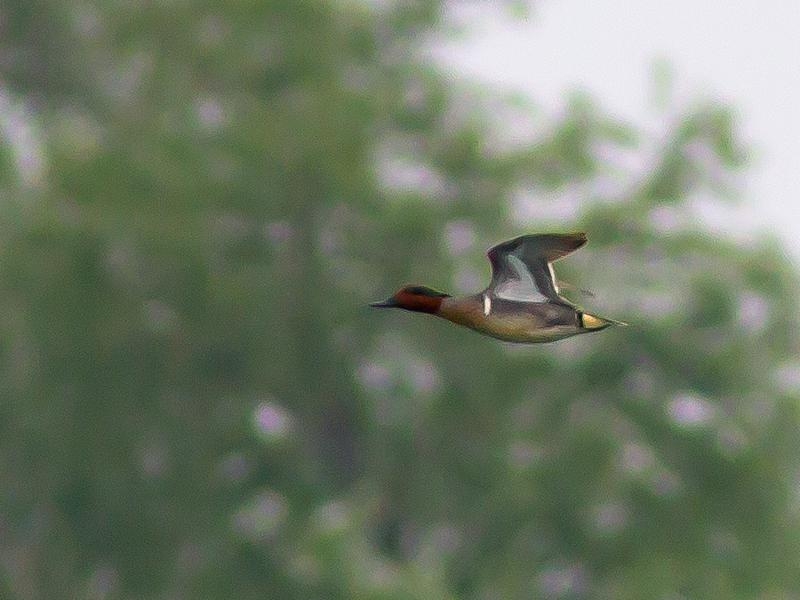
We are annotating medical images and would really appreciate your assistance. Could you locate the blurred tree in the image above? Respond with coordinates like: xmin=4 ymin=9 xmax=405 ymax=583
xmin=0 ymin=1 xmax=798 ymax=599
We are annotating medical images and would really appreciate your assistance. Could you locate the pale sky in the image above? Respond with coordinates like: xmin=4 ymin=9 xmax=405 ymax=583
xmin=435 ymin=1 xmax=800 ymax=263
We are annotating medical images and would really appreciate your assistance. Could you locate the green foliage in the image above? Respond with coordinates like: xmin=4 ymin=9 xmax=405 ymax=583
xmin=0 ymin=1 xmax=798 ymax=598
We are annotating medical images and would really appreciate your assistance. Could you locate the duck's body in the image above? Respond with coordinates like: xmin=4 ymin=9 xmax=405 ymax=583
xmin=372 ymin=232 xmax=625 ymax=344
xmin=439 ymin=294 xmax=589 ymax=343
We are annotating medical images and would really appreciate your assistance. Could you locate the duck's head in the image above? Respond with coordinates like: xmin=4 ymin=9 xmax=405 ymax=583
xmin=370 ymin=285 xmax=451 ymax=314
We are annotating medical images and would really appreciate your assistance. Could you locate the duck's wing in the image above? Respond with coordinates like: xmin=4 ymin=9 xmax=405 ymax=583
xmin=486 ymin=233 xmax=587 ymax=303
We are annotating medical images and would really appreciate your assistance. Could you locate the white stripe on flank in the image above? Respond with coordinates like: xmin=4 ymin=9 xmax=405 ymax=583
xmin=548 ymin=262 xmax=559 ymax=294
xmin=483 ymin=293 xmax=491 ymax=316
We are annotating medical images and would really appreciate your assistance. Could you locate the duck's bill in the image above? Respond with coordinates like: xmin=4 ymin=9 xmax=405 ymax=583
xmin=370 ymin=298 xmax=398 ymax=308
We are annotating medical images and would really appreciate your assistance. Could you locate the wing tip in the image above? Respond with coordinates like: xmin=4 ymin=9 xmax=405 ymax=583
xmin=546 ymin=232 xmax=588 ymax=259
xmin=567 ymin=231 xmax=588 ymax=246
xmin=487 ymin=231 xmax=589 ymax=264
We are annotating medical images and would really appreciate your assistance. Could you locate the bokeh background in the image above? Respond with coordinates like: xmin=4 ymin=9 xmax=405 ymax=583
xmin=1 ymin=1 xmax=799 ymax=598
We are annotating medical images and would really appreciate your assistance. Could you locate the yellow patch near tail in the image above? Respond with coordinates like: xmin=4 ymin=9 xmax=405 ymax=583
xmin=582 ymin=313 xmax=608 ymax=329
xmin=582 ymin=313 xmax=628 ymax=329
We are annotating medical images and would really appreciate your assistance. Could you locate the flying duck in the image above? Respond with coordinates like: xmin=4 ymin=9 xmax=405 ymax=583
xmin=371 ymin=232 xmax=626 ymax=343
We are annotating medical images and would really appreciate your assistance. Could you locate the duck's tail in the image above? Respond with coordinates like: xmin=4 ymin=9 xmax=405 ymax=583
xmin=581 ymin=312 xmax=628 ymax=330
